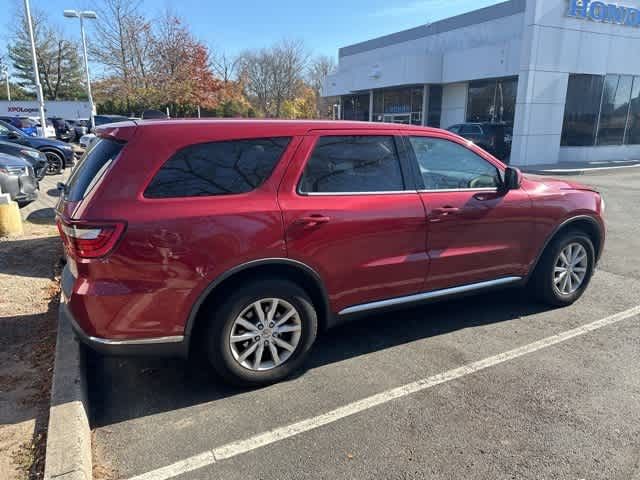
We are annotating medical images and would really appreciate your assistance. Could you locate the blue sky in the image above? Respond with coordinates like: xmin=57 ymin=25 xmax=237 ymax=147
xmin=2 ymin=0 xmax=502 ymax=70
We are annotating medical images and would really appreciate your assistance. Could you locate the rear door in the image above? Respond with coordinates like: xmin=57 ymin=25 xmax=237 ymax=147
xmin=405 ymin=133 xmax=534 ymax=291
xmin=278 ymin=130 xmax=428 ymax=314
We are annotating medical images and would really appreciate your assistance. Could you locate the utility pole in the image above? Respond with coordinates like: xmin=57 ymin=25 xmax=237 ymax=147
xmin=23 ymin=0 xmax=47 ymax=137
xmin=64 ymin=10 xmax=97 ymax=130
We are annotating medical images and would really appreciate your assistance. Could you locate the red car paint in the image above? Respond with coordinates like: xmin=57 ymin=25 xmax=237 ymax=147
xmin=56 ymin=120 xmax=605 ymax=348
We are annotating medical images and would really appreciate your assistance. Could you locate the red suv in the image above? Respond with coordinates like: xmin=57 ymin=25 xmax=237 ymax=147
xmin=57 ymin=120 xmax=605 ymax=386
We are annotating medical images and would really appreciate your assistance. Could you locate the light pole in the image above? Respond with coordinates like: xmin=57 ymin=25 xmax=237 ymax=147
xmin=23 ymin=0 xmax=47 ymax=137
xmin=0 ymin=64 xmax=9 ymax=101
xmin=63 ymin=9 xmax=97 ymax=131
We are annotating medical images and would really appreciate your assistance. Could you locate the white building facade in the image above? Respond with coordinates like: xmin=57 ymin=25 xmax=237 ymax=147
xmin=324 ymin=0 xmax=640 ymax=166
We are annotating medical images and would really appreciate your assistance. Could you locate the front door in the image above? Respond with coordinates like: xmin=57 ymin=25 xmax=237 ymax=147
xmin=278 ymin=132 xmax=428 ymax=314
xmin=405 ymin=134 xmax=534 ymax=292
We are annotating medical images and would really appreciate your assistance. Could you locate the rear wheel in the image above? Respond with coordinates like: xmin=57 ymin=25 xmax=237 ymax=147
xmin=204 ymin=278 xmax=318 ymax=387
xmin=44 ymin=151 xmax=64 ymax=175
xmin=530 ymin=230 xmax=595 ymax=306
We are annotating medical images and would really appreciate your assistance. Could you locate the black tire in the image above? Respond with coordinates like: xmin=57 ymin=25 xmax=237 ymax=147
xmin=204 ymin=278 xmax=318 ymax=387
xmin=530 ymin=230 xmax=595 ymax=306
xmin=44 ymin=151 xmax=64 ymax=175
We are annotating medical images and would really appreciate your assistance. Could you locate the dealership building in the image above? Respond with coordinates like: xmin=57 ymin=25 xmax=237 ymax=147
xmin=323 ymin=0 xmax=640 ymax=166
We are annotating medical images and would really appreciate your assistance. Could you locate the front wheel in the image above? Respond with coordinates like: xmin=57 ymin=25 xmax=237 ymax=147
xmin=44 ymin=151 xmax=64 ymax=175
xmin=204 ymin=278 xmax=318 ymax=387
xmin=530 ymin=230 xmax=595 ymax=306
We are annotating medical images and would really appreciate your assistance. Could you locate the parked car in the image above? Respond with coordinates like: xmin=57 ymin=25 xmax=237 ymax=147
xmin=79 ymin=133 xmax=97 ymax=149
xmin=66 ymin=119 xmax=89 ymax=141
xmin=49 ymin=117 xmax=74 ymax=142
xmin=0 ymin=140 xmax=48 ymax=180
xmin=28 ymin=117 xmax=57 ymax=138
xmin=447 ymin=122 xmax=512 ymax=161
xmin=0 ymin=116 xmax=38 ymax=137
xmin=0 ymin=153 xmax=38 ymax=207
xmin=92 ymin=114 xmax=129 ymax=131
xmin=56 ymin=120 xmax=605 ymax=386
xmin=0 ymin=119 xmax=76 ymax=175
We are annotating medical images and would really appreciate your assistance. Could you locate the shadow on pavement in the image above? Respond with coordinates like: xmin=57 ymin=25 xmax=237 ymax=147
xmin=0 ymin=235 xmax=60 ymax=278
xmin=26 ymin=208 xmax=57 ymax=225
xmin=88 ymin=288 xmax=552 ymax=428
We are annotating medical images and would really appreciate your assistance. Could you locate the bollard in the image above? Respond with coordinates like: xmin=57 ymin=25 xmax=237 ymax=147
xmin=0 ymin=193 xmax=23 ymax=237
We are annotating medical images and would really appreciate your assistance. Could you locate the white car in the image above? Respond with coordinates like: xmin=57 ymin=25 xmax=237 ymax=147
xmin=28 ymin=117 xmax=57 ymax=138
xmin=79 ymin=133 xmax=97 ymax=149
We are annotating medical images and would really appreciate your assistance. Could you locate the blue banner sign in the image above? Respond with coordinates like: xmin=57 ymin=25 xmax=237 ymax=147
xmin=567 ymin=0 xmax=640 ymax=26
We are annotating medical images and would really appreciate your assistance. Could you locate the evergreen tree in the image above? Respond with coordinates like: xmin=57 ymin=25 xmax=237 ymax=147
xmin=8 ymin=7 xmax=86 ymax=100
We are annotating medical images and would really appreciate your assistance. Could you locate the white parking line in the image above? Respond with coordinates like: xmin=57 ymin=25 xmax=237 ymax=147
xmin=126 ymin=305 xmax=640 ymax=480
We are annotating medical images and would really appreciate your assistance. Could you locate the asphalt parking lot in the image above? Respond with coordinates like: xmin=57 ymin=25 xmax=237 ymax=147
xmin=88 ymin=168 xmax=640 ymax=480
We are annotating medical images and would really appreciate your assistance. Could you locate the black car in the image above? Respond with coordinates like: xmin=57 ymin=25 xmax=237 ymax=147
xmin=0 ymin=119 xmax=75 ymax=175
xmin=66 ymin=119 xmax=89 ymax=141
xmin=92 ymin=114 xmax=130 ymax=131
xmin=447 ymin=122 xmax=512 ymax=162
xmin=0 ymin=153 xmax=38 ymax=207
xmin=0 ymin=140 xmax=48 ymax=180
xmin=49 ymin=117 xmax=74 ymax=142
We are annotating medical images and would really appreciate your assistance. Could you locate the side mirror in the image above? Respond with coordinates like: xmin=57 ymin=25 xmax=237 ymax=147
xmin=7 ymin=131 xmax=19 ymax=140
xmin=502 ymin=166 xmax=522 ymax=191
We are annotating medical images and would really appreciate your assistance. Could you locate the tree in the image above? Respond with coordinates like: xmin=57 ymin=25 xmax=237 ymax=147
xmin=91 ymin=0 xmax=153 ymax=109
xmin=212 ymin=51 xmax=240 ymax=84
xmin=307 ymin=55 xmax=337 ymax=118
xmin=239 ymin=39 xmax=310 ymax=118
xmin=149 ymin=12 xmax=224 ymax=115
xmin=8 ymin=6 xmax=85 ymax=100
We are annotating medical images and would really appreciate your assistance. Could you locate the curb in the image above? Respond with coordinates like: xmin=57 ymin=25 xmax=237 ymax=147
xmin=522 ymin=163 xmax=640 ymax=176
xmin=44 ymin=304 xmax=92 ymax=480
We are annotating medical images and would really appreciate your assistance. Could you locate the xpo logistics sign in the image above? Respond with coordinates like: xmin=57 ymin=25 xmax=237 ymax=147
xmin=567 ymin=0 xmax=640 ymax=25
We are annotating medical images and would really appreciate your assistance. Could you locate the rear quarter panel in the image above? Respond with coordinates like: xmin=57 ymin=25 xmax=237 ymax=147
xmin=66 ymin=125 xmax=302 ymax=339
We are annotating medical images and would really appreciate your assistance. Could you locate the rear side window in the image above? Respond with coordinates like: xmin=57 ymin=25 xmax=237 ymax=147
xmin=299 ymin=136 xmax=405 ymax=193
xmin=65 ymin=138 xmax=123 ymax=201
xmin=145 ymin=137 xmax=290 ymax=198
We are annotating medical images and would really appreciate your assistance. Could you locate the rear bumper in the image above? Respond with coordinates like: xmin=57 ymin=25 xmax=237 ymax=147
xmin=61 ymin=266 xmax=188 ymax=357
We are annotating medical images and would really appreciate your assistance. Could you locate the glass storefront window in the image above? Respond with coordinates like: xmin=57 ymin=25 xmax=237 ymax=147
xmin=427 ymin=85 xmax=443 ymax=128
xmin=341 ymin=94 xmax=370 ymax=121
xmin=626 ymin=77 xmax=640 ymax=145
xmin=372 ymin=87 xmax=424 ymax=125
xmin=561 ymin=73 xmax=640 ymax=147
xmin=466 ymin=77 xmax=518 ymax=125
xmin=597 ymin=75 xmax=633 ymax=146
xmin=561 ymin=75 xmax=604 ymax=146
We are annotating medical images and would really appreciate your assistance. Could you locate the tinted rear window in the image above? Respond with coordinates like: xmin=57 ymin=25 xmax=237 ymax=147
xmin=65 ymin=138 xmax=123 ymax=201
xmin=145 ymin=137 xmax=290 ymax=198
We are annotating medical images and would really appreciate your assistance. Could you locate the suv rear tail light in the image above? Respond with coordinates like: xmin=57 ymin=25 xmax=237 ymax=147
xmin=57 ymin=219 xmax=126 ymax=259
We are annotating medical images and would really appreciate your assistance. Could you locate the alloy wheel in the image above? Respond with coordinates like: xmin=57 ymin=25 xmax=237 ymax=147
xmin=229 ymin=298 xmax=302 ymax=371
xmin=553 ymin=242 xmax=588 ymax=295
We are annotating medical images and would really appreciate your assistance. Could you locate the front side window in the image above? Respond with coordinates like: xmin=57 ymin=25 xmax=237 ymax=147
xmin=408 ymin=136 xmax=501 ymax=190
xmin=299 ymin=136 xmax=405 ymax=193
xmin=145 ymin=137 xmax=290 ymax=198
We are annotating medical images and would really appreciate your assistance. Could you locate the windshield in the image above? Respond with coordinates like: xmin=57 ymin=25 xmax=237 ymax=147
xmin=0 ymin=120 xmax=26 ymax=137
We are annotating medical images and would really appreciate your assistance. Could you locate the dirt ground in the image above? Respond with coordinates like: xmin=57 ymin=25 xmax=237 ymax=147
xmin=0 ymin=222 xmax=61 ymax=480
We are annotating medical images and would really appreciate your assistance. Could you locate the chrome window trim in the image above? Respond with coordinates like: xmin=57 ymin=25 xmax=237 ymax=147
xmin=417 ymin=187 xmax=498 ymax=193
xmin=338 ymin=276 xmax=522 ymax=315
xmin=298 ymin=190 xmax=415 ymax=196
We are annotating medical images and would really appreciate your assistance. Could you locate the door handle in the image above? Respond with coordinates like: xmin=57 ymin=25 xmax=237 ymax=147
xmin=294 ymin=215 xmax=331 ymax=226
xmin=432 ymin=206 xmax=460 ymax=215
